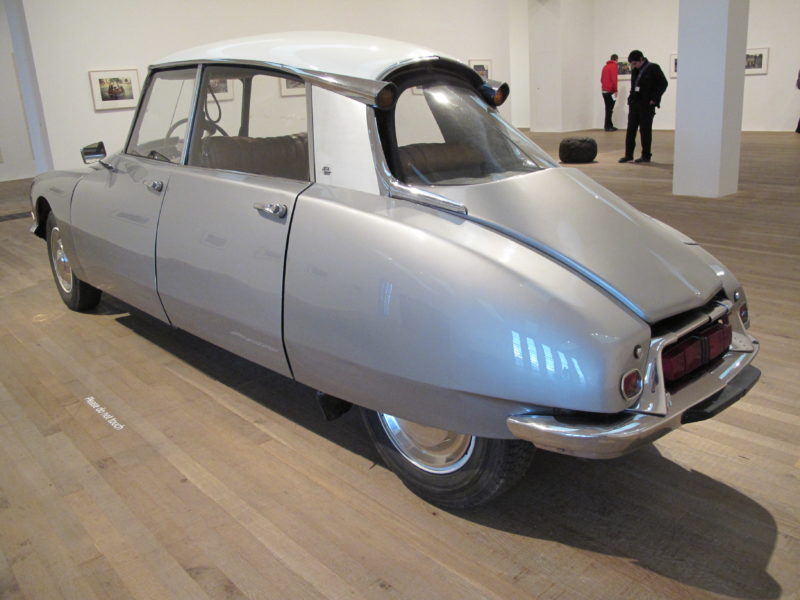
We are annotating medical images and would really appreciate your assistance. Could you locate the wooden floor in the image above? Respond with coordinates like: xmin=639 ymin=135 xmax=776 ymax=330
xmin=0 ymin=130 xmax=798 ymax=600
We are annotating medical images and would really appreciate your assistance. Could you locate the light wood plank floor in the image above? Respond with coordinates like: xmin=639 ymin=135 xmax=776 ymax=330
xmin=1 ymin=130 xmax=798 ymax=599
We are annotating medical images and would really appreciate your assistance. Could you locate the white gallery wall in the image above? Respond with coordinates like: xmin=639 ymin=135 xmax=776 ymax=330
xmin=8 ymin=0 xmax=513 ymax=173
xmin=2 ymin=0 xmax=799 ymax=178
xmin=590 ymin=0 xmax=800 ymax=133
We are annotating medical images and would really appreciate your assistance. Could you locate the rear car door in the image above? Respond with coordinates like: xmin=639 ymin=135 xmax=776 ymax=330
xmin=155 ymin=66 xmax=311 ymax=377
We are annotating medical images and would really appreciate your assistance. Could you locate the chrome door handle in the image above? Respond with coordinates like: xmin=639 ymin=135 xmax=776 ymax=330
xmin=253 ymin=202 xmax=288 ymax=219
xmin=145 ymin=180 xmax=163 ymax=193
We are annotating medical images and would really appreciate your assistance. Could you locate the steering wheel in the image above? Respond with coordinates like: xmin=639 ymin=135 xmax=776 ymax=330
xmin=165 ymin=118 xmax=229 ymax=139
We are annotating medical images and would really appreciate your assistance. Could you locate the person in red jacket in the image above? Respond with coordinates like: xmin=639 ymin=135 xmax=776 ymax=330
xmin=601 ymin=54 xmax=619 ymax=131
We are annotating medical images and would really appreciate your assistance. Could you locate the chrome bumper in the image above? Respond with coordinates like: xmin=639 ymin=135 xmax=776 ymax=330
xmin=507 ymin=345 xmax=760 ymax=459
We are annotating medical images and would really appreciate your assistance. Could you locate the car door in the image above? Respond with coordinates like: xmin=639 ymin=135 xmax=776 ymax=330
xmin=70 ymin=68 xmax=198 ymax=322
xmin=155 ymin=66 xmax=312 ymax=378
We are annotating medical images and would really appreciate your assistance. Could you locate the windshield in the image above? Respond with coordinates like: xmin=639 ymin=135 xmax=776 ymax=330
xmin=388 ymin=83 xmax=555 ymax=186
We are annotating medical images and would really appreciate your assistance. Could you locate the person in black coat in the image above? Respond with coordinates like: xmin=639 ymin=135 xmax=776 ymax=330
xmin=619 ymin=50 xmax=668 ymax=163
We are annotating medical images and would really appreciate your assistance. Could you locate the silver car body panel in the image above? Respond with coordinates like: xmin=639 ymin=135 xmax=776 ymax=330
xmin=155 ymin=166 xmax=309 ymax=378
xmin=311 ymin=88 xmax=380 ymax=194
xmin=434 ymin=168 xmax=728 ymax=324
xmin=30 ymin=169 xmax=87 ymax=273
xmin=283 ymin=183 xmax=652 ymax=438
xmin=69 ymin=154 xmax=170 ymax=322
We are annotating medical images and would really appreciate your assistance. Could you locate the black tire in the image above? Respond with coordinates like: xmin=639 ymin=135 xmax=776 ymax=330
xmin=45 ymin=212 xmax=101 ymax=311
xmin=558 ymin=137 xmax=598 ymax=163
xmin=362 ymin=408 xmax=535 ymax=509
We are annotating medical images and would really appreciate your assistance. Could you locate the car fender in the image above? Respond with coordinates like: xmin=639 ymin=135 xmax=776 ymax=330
xmin=30 ymin=167 xmax=92 ymax=280
xmin=284 ymin=184 xmax=651 ymax=438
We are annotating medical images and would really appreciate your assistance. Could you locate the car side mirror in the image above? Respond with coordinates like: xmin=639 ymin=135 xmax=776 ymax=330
xmin=81 ymin=141 xmax=106 ymax=164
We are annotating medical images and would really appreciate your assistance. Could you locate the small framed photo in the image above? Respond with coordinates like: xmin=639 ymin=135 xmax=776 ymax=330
xmin=280 ymin=77 xmax=305 ymax=97
xmin=617 ymin=60 xmax=631 ymax=81
xmin=208 ymin=77 xmax=234 ymax=101
xmin=745 ymin=48 xmax=768 ymax=75
xmin=89 ymin=69 xmax=140 ymax=110
xmin=669 ymin=54 xmax=678 ymax=78
xmin=469 ymin=59 xmax=492 ymax=81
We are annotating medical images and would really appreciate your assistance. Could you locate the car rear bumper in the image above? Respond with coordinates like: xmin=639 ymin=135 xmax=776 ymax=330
xmin=506 ymin=347 xmax=760 ymax=459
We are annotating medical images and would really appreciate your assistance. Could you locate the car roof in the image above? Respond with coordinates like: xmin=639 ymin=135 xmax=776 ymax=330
xmin=154 ymin=31 xmax=455 ymax=80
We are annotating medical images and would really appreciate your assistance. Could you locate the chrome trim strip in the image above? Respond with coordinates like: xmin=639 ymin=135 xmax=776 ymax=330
xmin=181 ymin=64 xmax=204 ymax=166
xmin=292 ymin=69 xmax=394 ymax=108
xmin=375 ymin=55 xmax=447 ymax=80
xmin=464 ymin=214 xmax=648 ymax=321
xmin=365 ymin=112 xmax=468 ymax=215
xmin=305 ymin=84 xmax=316 ymax=182
xmin=124 ymin=72 xmax=151 ymax=155
xmin=386 ymin=179 xmax=468 ymax=215
xmin=507 ymin=344 xmax=759 ymax=459
xmin=150 ymin=59 xmax=394 ymax=108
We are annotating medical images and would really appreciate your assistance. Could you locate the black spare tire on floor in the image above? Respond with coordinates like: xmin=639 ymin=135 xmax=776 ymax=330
xmin=559 ymin=137 xmax=598 ymax=163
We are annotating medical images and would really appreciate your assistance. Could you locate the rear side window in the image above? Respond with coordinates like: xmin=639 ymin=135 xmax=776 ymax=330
xmin=126 ymin=68 xmax=196 ymax=163
xmin=391 ymin=83 xmax=553 ymax=186
xmin=187 ymin=66 xmax=309 ymax=181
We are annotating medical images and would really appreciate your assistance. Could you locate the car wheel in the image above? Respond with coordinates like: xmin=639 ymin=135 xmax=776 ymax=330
xmin=46 ymin=212 xmax=101 ymax=311
xmin=362 ymin=408 xmax=535 ymax=508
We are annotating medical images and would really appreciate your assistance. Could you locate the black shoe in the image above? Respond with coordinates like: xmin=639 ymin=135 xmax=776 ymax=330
xmin=604 ymin=127 xmax=618 ymax=131
xmin=618 ymin=156 xmax=633 ymax=163
xmin=634 ymin=156 xmax=651 ymax=163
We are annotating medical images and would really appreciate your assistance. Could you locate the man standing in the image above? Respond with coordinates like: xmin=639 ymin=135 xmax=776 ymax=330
xmin=619 ymin=50 xmax=668 ymax=163
xmin=601 ymin=54 xmax=618 ymax=131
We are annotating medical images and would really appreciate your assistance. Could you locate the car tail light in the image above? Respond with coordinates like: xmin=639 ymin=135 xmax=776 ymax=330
xmin=661 ymin=320 xmax=732 ymax=384
xmin=739 ymin=302 xmax=749 ymax=327
xmin=706 ymin=322 xmax=733 ymax=359
xmin=620 ymin=369 xmax=643 ymax=402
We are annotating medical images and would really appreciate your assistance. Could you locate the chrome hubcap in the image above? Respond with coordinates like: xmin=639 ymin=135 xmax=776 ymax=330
xmin=378 ymin=413 xmax=475 ymax=474
xmin=50 ymin=226 xmax=73 ymax=293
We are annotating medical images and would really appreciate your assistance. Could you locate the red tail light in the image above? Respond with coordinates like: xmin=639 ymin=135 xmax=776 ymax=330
xmin=661 ymin=321 xmax=732 ymax=384
xmin=705 ymin=322 xmax=733 ymax=360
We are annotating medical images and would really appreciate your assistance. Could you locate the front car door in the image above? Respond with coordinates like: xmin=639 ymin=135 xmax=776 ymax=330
xmin=69 ymin=68 xmax=198 ymax=322
xmin=155 ymin=65 xmax=312 ymax=378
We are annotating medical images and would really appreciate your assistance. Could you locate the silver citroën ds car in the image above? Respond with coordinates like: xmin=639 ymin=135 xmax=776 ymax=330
xmin=30 ymin=32 xmax=760 ymax=507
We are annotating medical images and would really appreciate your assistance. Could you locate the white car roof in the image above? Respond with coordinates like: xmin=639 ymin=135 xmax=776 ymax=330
xmin=154 ymin=31 xmax=454 ymax=80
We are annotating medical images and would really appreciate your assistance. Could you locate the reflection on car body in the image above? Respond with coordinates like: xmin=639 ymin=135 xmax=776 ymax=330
xmin=30 ymin=32 xmax=760 ymax=507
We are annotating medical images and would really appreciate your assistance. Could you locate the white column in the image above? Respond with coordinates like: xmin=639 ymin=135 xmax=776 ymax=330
xmin=508 ymin=0 xmax=531 ymax=129
xmin=673 ymin=0 xmax=749 ymax=198
xmin=529 ymin=0 xmax=563 ymax=131
xmin=528 ymin=0 xmax=594 ymax=132
xmin=4 ymin=0 xmax=52 ymax=174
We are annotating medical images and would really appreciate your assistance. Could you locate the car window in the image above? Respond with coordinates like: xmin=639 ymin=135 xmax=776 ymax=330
xmin=126 ymin=68 xmax=196 ymax=163
xmin=391 ymin=83 xmax=553 ymax=186
xmin=187 ymin=66 xmax=309 ymax=181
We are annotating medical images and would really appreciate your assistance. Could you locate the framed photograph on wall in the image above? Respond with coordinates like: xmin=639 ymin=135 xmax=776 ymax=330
xmin=89 ymin=69 xmax=140 ymax=110
xmin=617 ymin=60 xmax=631 ymax=80
xmin=280 ymin=78 xmax=305 ymax=97
xmin=745 ymin=48 xmax=768 ymax=75
xmin=669 ymin=54 xmax=678 ymax=78
xmin=468 ymin=59 xmax=492 ymax=81
xmin=208 ymin=78 xmax=234 ymax=101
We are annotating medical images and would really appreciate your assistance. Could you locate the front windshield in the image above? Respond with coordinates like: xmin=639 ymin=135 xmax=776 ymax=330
xmin=389 ymin=83 xmax=555 ymax=186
